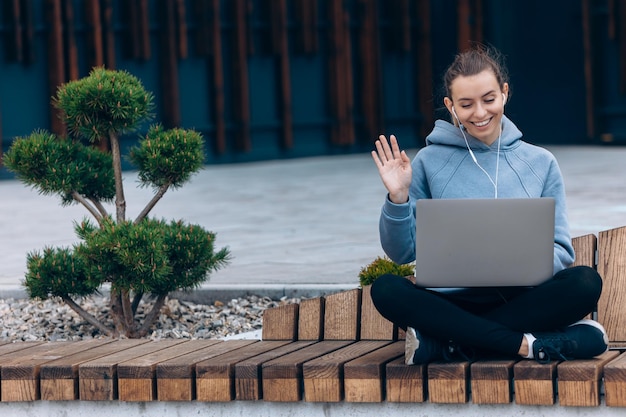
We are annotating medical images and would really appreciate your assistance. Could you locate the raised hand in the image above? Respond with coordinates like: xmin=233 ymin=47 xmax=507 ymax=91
xmin=371 ymin=135 xmax=412 ymax=204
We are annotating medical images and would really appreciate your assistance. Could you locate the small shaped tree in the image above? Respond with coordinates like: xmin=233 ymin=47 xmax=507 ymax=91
xmin=4 ymin=67 xmax=230 ymax=338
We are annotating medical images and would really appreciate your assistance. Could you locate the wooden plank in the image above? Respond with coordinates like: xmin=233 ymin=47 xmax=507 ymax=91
xmin=457 ymin=0 xmax=471 ymax=51
xmin=7 ymin=0 xmax=24 ymax=63
xmin=582 ymin=0 xmax=596 ymax=139
xmin=22 ymin=0 xmax=36 ymax=65
xmin=117 ymin=340 xmax=219 ymax=402
xmin=604 ymin=351 xmax=626 ymax=407
xmin=232 ymin=0 xmax=252 ymax=152
xmin=385 ymin=356 xmax=426 ymax=402
xmin=470 ymin=359 xmax=518 ymax=404
xmin=78 ymin=339 xmax=188 ymax=401
xmin=175 ymin=0 xmax=188 ymax=59
xmin=571 ymin=233 xmax=597 ymax=267
xmin=298 ymin=297 xmax=324 ymax=341
xmin=303 ymin=341 xmax=390 ymax=402
xmin=39 ymin=339 xmax=149 ymax=401
xmin=557 ymin=350 xmax=620 ymax=407
xmin=360 ymin=284 xmax=395 ymax=341
xmin=272 ymin=0 xmax=293 ymax=149
xmin=160 ymin=0 xmax=181 ymax=128
xmin=327 ymin=0 xmax=354 ymax=146
xmin=0 ymin=341 xmax=43 ymax=358
xmin=344 ymin=341 xmax=404 ymax=402
xmin=513 ymin=359 xmax=558 ymax=405
xmin=324 ymin=288 xmax=361 ymax=340
xmin=126 ymin=0 xmax=141 ymax=59
xmin=85 ymin=0 xmax=104 ymax=68
xmin=195 ymin=340 xmax=289 ymax=402
xmin=138 ymin=0 xmax=150 ymax=59
xmin=102 ymin=0 xmax=115 ymax=68
xmin=0 ymin=340 xmax=105 ymax=402
xmin=156 ymin=339 xmax=254 ymax=401
xmin=62 ymin=0 xmax=79 ymax=80
xmin=357 ymin=0 xmax=384 ymax=142
xmin=235 ymin=341 xmax=316 ymax=400
xmin=45 ymin=0 xmax=66 ymax=136
xmin=261 ymin=341 xmax=352 ymax=402
xmin=261 ymin=303 xmax=298 ymax=341
xmin=415 ymin=0 xmax=434 ymax=139
xmin=209 ymin=0 xmax=226 ymax=154
xmin=597 ymin=226 xmax=626 ymax=347
xmin=427 ymin=361 xmax=471 ymax=403
xmin=294 ymin=0 xmax=318 ymax=54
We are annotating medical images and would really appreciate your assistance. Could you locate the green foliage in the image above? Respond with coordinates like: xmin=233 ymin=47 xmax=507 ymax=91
xmin=4 ymin=130 xmax=115 ymax=205
xmin=74 ymin=217 xmax=172 ymax=293
xmin=9 ymin=67 xmax=229 ymax=337
xmin=154 ymin=220 xmax=231 ymax=294
xmin=128 ymin=125 xmax=205 ymax=189
xmin=24 ymin=247 xmax=97 ymax=299
xmin=73 ymin=217 xmax=230 ymax=295
xmin=25 ymin=218 xmax=230 ymax=300
xmin=358 ymin=256 xmax=415 ymax=287
xmin=54 ymin=66 xmax=154 ymax=142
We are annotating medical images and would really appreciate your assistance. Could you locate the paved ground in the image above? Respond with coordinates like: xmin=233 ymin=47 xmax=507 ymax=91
xmin=1 ymin=145 xmax=625 ymax=301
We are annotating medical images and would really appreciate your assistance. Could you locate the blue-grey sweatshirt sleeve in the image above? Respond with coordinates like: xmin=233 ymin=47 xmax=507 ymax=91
xmin=378 ymin=146 xmax=576 ymax=273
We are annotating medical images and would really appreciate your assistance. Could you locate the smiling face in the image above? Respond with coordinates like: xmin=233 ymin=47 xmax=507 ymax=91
xmin=444 ymin=69 xmax=509 ymax=146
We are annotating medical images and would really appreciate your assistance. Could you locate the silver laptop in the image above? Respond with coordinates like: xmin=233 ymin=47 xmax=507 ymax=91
xmin=414 ymin=198 xmax=555 ymax=287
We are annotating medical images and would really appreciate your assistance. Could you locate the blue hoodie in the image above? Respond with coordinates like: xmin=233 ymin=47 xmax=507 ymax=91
xmin=379 ymin=116 xmax=575 ymax=276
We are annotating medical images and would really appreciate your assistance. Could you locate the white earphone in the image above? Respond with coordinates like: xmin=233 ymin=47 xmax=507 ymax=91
xmin=451 ymin=106 xmax=462 ymax=126
xmin=450 ymin=94 xmax=505 ymax=198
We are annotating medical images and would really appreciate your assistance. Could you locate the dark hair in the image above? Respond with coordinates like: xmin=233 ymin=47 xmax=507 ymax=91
xmin=443 ymin=45 xmax=509 ymax=98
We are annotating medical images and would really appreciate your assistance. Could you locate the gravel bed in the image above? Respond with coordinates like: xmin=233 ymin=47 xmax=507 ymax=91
xmin=0 ymin=295 xmax=300 ymax=342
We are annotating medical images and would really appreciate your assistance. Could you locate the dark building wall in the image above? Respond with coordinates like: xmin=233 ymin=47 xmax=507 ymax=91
xmin=0 ymin=0 xmax=621 ymax=178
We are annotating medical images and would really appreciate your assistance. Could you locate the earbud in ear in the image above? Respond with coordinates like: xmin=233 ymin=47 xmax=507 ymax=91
xmin=502 ymin=93 xmax=507 ymax=105
xmin=451 ymin=106 xmax=460 ymax=121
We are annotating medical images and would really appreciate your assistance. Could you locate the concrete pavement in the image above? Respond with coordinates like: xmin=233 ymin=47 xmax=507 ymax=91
xmin=1 ymin=145 xmax=625 ymax=301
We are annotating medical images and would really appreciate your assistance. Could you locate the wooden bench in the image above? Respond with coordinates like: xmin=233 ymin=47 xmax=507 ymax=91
xmin=0 ymin=226 xmax=625 ymax=411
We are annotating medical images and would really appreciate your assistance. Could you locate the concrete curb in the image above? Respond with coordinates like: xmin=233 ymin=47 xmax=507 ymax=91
xmin=0 ymin=284 xmax=359 ymax=303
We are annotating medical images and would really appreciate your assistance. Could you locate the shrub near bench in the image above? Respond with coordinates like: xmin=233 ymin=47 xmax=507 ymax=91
xmin=0 ymin=227 xmax=625 ymax=413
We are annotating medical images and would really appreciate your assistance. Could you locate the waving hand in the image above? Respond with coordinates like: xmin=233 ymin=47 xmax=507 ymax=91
xmin=371 ymin=135 xmax=412 ymax=204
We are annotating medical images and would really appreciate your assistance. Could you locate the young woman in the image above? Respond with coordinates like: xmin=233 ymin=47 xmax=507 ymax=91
xmin=370 ymin=45 xmax=608 ymax=364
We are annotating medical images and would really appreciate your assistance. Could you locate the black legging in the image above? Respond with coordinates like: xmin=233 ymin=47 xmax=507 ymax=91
xmin=370 ymin=265 xmax=602 ymax=356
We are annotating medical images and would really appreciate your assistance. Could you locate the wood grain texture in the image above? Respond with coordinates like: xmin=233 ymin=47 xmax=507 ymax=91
xmin=156 ymin=340 xmax=249 ymax=401
xmin=0 ymin=340 xmax=105 ymax=402
xmin=261 ymin=303 xmax=298 ymax=341
xmin=302 ymin=341 xmax=389 ymax=402
xmin=557 ymin=350 xmax=620 ymax=407
xmin=359 ymin=285 xmax=395 ymax=341
xmin=194 ymin=341 xmax=289 ymax=402
xmin=598 ymin=226 xmax=626 ymax=346
xmin=513 ymin=360 xmax=558 ymax=405
xmin=40 ymin=339 xmax=148 ymax=400
xmin=78 ymin=339 xmax=187 ymax=400
xmin=427 ymin=361 xmax=471 ymax=403
xmin=601 ymin=351 xmax=626 ymax=406
xmin=385 ymin=356 xmax=426 ymax=402
xmin=470 ymin=359 xmax=518 ymax=404
xmin=261 ymin=341 xmax=352 ymax=402
xmin=117 ymin=340 xmax=217 ymax=401
xmin=571 ymin=233 xmax=597 ymax=268
xmin=323 ymin=288 xmax=361 ymax=340
xmin=344 ymin=341 xmax=404 ymax=402
xmin=235 ymin=341 xmax=315 ymax=400
xmin=297 ymin=297 xmax=324 ymax=341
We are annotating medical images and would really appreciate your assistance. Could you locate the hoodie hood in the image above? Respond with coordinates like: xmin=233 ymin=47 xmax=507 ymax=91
xmin=425 ymin=115 xmax=523 ymax=150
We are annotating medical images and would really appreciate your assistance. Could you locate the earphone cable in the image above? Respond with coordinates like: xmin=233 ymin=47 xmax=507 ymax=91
xmin=460 ymin=124 xmax=502 ymax=198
